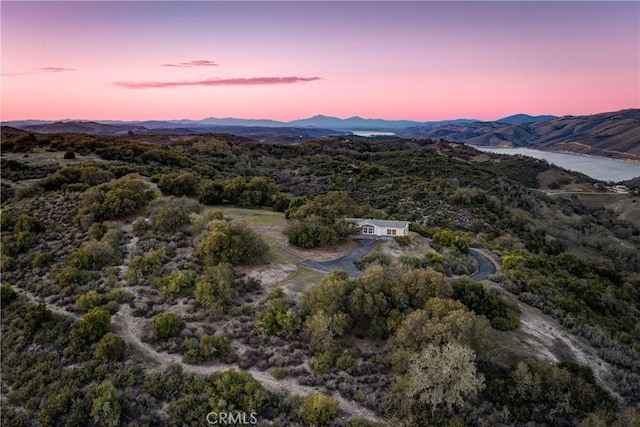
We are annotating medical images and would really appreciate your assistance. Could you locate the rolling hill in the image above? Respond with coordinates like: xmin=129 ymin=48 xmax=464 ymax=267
xmin=6 ymin=109 xmax=639 ymax=160
xmin=397 ymin=109 xmax=640 ymax=161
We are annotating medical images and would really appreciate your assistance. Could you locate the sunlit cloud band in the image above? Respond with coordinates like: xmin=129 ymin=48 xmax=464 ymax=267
xmin=113 ymin=76 xmax=321 ymax=89
xmin=161 ymin=60 xmax=218 ymax=68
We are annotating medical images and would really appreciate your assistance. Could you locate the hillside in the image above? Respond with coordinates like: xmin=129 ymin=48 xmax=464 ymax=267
xmin=1 ymin=130 xmax=639 ymax=426
xmin=18 ymin=120 xmax=349 ymax=142
xmin=397 ymin=109 xmax=640 ymax=161
xmin=8 ymin=109 xmax=639 ymax=160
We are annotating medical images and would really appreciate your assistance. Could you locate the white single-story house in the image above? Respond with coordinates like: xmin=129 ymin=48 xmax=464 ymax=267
xmin=346 ymin=218 xmax=410 ymax=237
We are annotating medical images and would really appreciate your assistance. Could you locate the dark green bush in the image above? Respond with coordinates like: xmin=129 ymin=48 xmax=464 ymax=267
xmin=194 ymin=221 xmax=268 ymax=266
xmin=153 ymin=206 xmax=191 ymax=233
xmin=94 ymin=332 xmax=126 ymax=361
xmin=452 ymin=278 xmax=520 ymax=330
xmin=152 ymin=313 xmax=182 ymax=339
xmin=394 ymin=235 xmax=412 ymax=247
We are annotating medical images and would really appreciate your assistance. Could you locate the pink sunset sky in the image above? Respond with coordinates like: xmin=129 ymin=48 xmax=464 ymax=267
xmin=1 ymin=1 xmax=638 ymax=122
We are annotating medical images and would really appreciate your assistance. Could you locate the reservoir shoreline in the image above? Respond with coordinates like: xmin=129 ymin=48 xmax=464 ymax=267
xmin=472 ymin=146 xmax=640 ymax=182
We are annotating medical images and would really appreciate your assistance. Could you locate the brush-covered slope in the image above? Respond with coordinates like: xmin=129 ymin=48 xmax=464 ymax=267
xmin=398 ymin=109 xmax=640 ymax=161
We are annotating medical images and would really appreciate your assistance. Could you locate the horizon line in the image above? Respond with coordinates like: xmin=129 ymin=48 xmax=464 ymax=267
xmin=3 ymin=107 xmax=639 ymax=125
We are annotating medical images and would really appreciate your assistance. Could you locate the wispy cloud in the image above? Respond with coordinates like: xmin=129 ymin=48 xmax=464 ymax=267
xmin=161 ymin=60 xmax=218 ymax=68
xmin=2 ymin=67 xmax=75 ymax=76
xmin=38 ymin=67 xmax=75 ymax=73
xmin=113 ymin=76 xmax=321 ymax=89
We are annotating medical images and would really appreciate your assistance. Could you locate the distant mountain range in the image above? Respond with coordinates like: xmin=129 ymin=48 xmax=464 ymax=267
xmin=4 ymin=110 xmax=638 ymax=161
xmin=5 ymin=114 xmax=480 ymax=132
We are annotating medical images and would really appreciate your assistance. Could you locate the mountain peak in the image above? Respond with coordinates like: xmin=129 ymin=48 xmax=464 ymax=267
xmin=497 ymin=114 xmax=557 ymax=124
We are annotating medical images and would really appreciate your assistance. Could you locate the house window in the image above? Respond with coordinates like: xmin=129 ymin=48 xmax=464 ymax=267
xmin=362 ymin=225 xmax=374 ymax=234
xmin=386 ymin=229 xmax=396 ymax=236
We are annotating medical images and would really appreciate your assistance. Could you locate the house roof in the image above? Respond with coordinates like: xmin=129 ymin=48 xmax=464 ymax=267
xmin=346 ymin=218 xmax=410 ymax=228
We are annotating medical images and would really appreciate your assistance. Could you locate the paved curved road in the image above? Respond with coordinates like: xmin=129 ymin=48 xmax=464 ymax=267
xmin=300 ymin=240 xmax=497 ymax=280
xmin=469 ymin=248 xmax=497 ymax=281
xmin=300 ymin=239 xmax=378 ymax=277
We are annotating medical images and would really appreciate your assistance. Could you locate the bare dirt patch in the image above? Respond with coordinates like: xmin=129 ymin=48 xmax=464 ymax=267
xmin=488 ymin=285 xmax=621 ymax=402
xmin=378 ymin=233 xmax=436 ymax=259
xmin=238 ymin=263 xmax=298 ymax=288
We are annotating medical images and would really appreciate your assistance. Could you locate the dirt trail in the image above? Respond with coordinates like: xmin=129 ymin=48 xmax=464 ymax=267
xmin=13 ymin=286 xmax=81 ymax=320
xmin=111 ymin=305 xmax=384 ymax=422
xmin=508 ymin=298 xmax=622 ymax=403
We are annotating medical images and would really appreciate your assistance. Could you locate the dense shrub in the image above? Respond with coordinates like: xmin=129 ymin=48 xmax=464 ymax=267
xmin=152 ymin=313 xmax=183 ymax=339
xmin=76 ymin=308 xmax=111 ymax=343
xmin=158 ymin=172 xmax=201 ymax=197
xmin=357 ymin=251 xmax=391 ymax=269
xmin=452 ymin=278 xmax=520 ymax=330
xmin=431 ymin=229 xmax=469 ymax=253
xmin=298 ymin=393 xmax=339 ymax=426
xmin=94 ymin=332 xmax=126 ymax=361
xmin=14 ymin=215 xmax=45 ymax=233
xmin=285 ymin=191 xmax=363 ymax=248
xmin=77 ymin=174 xmax=155 ymax=224
xmin=152 ymin=206 xmax=191 ymax=233
xmin=194 ymin=263 xmax=235 ymax=319
xmin=487 ymin=361 xmax=617 ymax=425
xmin=200 ymin=334 xmax=231 ymax=359
xmin=302 ymin=266 xmax=451 ymax=340
xmin=310 ymin=352 xmax=335 ymax=377
xmin=193 ymin=221 xmax=268 ymax=266
xmin=126 ymin=248 xmax=164 ymax=285
xmin=393 ymin=235 xmax=412 ymax=247
xmin=164 ymin=270 xmax=197 ymax=297
xmin=198 ymin=179 xmax=225 ymax=205
xmin=254 ymin=288 xmax=300 ymax=336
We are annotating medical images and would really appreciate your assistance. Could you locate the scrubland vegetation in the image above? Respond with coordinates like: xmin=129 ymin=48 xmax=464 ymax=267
xmin=1 ymin=128 xmax=639 ymax=425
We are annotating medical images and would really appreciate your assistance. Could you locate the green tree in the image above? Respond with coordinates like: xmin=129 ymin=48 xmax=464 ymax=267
xmin=77 ymin=308 xmax=111 ymax=343
xmin=194 ymin=263 xmax=234 ymax=318
xmin=452 ymin=278 xmax=520 ymax=330
xmin=285 ymin=191 xmax=361 ymax=248
xmin=76 ymin=290 xmax=105 ymax=311
xmin=14 ymin=215 xmax=45 ymax=233
xmin=298 ymin=393 xmax=339 ymax=426
xmin=238 ymin=176 xmax=279 ymax=207
xmin=95 ymin=332 xmax=126 ymax=361
xmin=302 ymin=311 xmax=349 ymax=354
xmin=165 ymin=269 xmax=197 ymax=297
xmin=200 ymin=335 xmax=231 ymax=360
xmin=198 ymin=179 xmax=225 ymax=205
xmin=254 ymin=288 xmax=301 ymax=337
xmin=91 ymin=380 xmax=120 ymax=427
xmin=158 ymin=172 xmax=201 ymax=197
xmin=222 ymin=176 xmax=247 ymax=204
xmin=152 ymin=312 xmax=182 ymax=339
xmin=24 ymin=303 xmax=51 ymax=335
xmin=153 ymin=206 xmax=191 ymax=233
xmin=432 ymin=229 xmax=469 ymax=253
xmin=193 ymin=221 xmax=268 ymax=266
xmin=387 ymin=298 xmax=492 ymax=372
xmin=388 ymin=343 xmax=484 ymax=421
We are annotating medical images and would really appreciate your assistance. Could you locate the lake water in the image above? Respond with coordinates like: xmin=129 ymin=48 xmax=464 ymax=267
xmin=350 ymin=130 xmax=396 ymax=137
xmin=474 ymin=146 xmax=640 ymax=182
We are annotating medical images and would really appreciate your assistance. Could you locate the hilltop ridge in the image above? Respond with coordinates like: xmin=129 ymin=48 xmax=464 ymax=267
xmin=4 ymin=109 xmax=639 ymax=161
